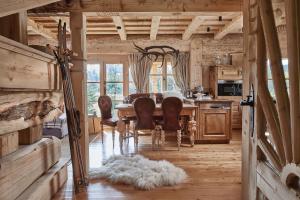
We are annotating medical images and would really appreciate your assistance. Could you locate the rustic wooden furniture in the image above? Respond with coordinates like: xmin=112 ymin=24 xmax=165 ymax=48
xmin=116 ymin=103 xmax=197 ymax=150
xmin=194 ymin=100 xmax=232 ymax=143
xmin=98 ymin=95 xmax=119 ymax=146
xmin=128 ymin=93 xmax=163 ymax=104
xmin=159 ymin=97 xmax=185 ymax=150
xmin=133 ymin=97 xmax=157 ymax=150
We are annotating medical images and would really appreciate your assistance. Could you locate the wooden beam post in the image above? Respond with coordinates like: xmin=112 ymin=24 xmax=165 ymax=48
xmin=150 ymin=16 xmax=160 ymax=40
xmin=0 ymin=12 xmax=27 ymax=44
xmin=241 ymin=0 xmax=251 ymax=199
xmin=258 ymin=0 xmax=292 ymax=164
xmin=256 ymin=6 xmax=284 ymax=170
xmin=285 ymin=0 xmax=300 ymax=164
xmin=112 ymin=16 xmax=126 ymax=40
xmin=182 ymin=16 xmax=204 ymax=40
xmin=70 ymin=12 xmax=89 ymax=176
xmin=214 ymin=14 xmax=243 ymax=40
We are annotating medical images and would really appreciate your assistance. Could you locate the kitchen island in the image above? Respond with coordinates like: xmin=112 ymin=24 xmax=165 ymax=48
xmin=193 ymin=99 xmax=233 ymax=143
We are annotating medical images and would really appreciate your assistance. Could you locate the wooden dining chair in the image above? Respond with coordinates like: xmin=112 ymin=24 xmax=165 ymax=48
xmin=98 ymin=95 xmax=121 ymax=147
xmin=159 ymin=97 xmax=183 ymax=150
xmin=133 ymin=97 xmax=157 ymax=151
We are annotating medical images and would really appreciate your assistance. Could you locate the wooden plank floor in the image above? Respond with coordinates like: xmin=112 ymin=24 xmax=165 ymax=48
xmin=53 ymin=130 xmax=242 ymax=200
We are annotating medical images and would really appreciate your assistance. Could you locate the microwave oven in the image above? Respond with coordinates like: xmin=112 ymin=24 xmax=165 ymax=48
xmin=218 ymin=80 xmax=242 ymax=96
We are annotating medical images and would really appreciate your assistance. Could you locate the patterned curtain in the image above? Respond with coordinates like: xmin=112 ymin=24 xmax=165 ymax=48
xmin=128 ymin=53 xmax=153 ymax=93
xmin=171 ymin=52 xmax=190 ymax=96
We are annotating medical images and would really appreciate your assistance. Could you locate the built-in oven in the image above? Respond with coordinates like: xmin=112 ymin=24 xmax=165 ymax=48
xmin=218 ymin=80 xmax=242 ymax=96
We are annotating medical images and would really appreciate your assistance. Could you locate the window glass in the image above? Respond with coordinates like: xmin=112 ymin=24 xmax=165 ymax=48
xmin=87 ymin=64 xmax=100 ymax=82
xmin=267 ymin=59 xmax=289 ymax=98
xmin=166 ymin=62 xmax=177 ymax=91
xmin=105 ymin=64 xmax=123 ymax=116
xmin=149 ymin=76 xmax=163 ymax=93
xmin=106 ymin=64 xmax=123 ymax=82
xmin=150 ymin=62 xmax=163 ymax=74
xmin=87 ymin=64 xmax=100 ymax=116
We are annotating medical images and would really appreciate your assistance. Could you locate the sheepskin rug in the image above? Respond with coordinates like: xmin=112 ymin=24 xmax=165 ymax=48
xmin=89 ymin=154 xmax=187 ymax=190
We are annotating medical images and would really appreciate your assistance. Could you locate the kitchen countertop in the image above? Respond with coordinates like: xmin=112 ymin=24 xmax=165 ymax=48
xmin=186 ymin=98 xmax=234 ymax=103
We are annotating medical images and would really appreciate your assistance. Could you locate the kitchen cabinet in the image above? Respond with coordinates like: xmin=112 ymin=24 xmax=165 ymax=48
xmin=194 ymin=100 xmax=232 ymax=143
xmin=218 ymin=66 xmax=242 ymax=80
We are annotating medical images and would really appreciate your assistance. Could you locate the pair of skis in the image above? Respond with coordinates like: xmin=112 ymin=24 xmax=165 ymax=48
xmin=52 ymin=20 xmax=88 ymax=192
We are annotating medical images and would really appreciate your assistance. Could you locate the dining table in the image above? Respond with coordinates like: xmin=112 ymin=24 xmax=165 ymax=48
xmin=115 ymin=103 xmax=198 ymax=148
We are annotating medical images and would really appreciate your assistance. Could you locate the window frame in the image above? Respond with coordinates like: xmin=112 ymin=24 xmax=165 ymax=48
xmin=148 ymin=58 xmax=177 ymax=93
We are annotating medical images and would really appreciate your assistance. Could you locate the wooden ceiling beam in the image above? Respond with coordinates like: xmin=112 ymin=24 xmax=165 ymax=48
xmin=29 ymin=0 xmax=242 ymax=13
xmin=112 ymin=16 xmax=126 ymax=40
xmin=182 ymin=16 xmax=204 ymax=40
xmin=27 ymin=18 xmax=56 ymax=40
xmin=150 ymin=16 xmax=161 ymax=40
xmin=0 ymin=0 xmax=60 ymax=18
xmin=214 ymin=14 xmax=243 ymax=40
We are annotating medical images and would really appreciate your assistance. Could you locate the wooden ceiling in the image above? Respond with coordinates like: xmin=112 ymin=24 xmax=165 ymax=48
xmin=24 ymin=0 xmax=285 ymax=41
xmin=27 ymin=12 xmax=243 ymax=40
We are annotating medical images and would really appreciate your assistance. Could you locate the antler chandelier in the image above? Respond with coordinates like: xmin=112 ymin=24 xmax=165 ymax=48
xmin=134 ymin=43 xmax=180 ymax=68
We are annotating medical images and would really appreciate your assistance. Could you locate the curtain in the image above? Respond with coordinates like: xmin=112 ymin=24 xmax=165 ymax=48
xmin=128 ymin=53 xmax=153 ymax=93
xmin=171 ymin=52 xmax=190 ymax=96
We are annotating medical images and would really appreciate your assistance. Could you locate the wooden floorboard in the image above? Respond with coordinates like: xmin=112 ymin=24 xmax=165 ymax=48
xmin=53 ymin=130 xmax=242 ymax=200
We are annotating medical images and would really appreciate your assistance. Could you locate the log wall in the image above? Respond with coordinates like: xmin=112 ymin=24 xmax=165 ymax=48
xmin=29 ymin=34 xmax=244 ymax=89
xmin=0 ymin=35 xmax=64 ymax=136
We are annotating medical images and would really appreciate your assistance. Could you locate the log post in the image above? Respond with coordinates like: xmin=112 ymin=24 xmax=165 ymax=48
xmin=256 ymin=8 xmax=284 ymax=169
xmin=258 ymin=0 xmax=292 ymax=164
xmin=70 ymin=12 xmax=89 ymax=176
xmin=285 ymin=0 xmax=300 ymax=164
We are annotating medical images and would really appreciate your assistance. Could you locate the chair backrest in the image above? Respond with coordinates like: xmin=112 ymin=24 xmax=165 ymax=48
xmin=128 ymin=93 xmax=163 ymax=104
xmin=128 ymin=93 xmax=150 ymax=103
xmin=98 ymin=95 xmax=112 ymax=119
xmin=162 ymin=97 xmax=183 ymax=131
xmin=133 ymin=97 xmax=156 ymax=130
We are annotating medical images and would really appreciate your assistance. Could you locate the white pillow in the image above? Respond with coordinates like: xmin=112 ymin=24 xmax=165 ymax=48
xmin=162 ymin=91 xmax=184 ymax=101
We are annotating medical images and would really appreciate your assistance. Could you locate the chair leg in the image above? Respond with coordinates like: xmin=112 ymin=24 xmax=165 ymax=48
xmin=161 ymin=130 xmax=165 ymax=148
xmin=151 ymin=130 xmax=156 ymax=150
xmin=119 ymin=129 xmax=123 ymax=154
xmin=156 ymin=126 xmax=161 ymax=148
xmin=177 ymin=130 xmax=181 ymax=151
xmin=134 ymin=129 xmax=138 ymax=151
xmin=112 ymin=127 xmax=115 ymax=149
xmin=190 ymin=130 xmax=195 ymax=147
xmin=101 ymin=124 xmax=104 ymax=143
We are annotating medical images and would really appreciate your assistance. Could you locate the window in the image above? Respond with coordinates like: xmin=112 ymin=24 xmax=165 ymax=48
xmin=166 ymin=62 xmax=177 ymax=91
xmin=267 ymin=59 xmax=289 ymax=98
xmin=105 ymin=64 xmax=123 ymax=115
xmin=149 ymin=60 xmax=177 ymax=93
xmin=149 ymin=62 xmax=163 ymax=93
xmin=87 ymin=64 xmax=100 ymax=116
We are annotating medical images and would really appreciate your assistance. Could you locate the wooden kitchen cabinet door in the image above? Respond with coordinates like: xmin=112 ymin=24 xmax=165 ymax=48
xmin=200 ymin=109 xmax=231 ymax=142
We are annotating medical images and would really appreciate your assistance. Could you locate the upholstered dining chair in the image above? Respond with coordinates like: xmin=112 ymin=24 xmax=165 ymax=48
xmin=133 ymin=97 xmax=157 ymax=151
xmin=128 ymin=93 xmax=163 ymax=104
xmin=159 ymin=97 xmax=183 ymax=150
xmin=98 ymin=95 xmax=131 ymax=148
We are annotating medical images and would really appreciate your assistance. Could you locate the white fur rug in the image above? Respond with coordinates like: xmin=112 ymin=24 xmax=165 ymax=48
xmin=89 ymin=155 xmax=187 ymax=190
